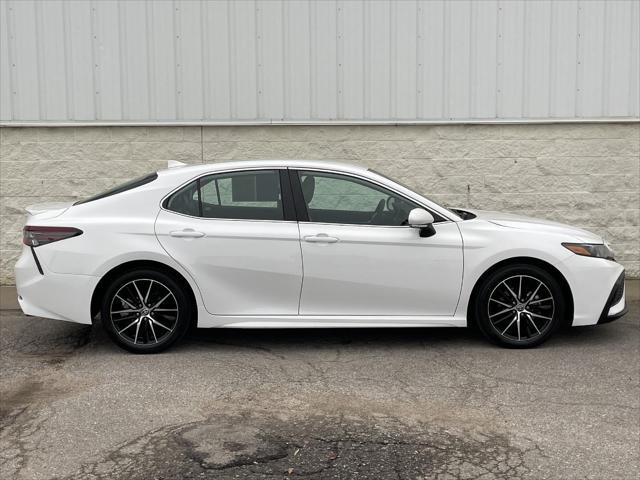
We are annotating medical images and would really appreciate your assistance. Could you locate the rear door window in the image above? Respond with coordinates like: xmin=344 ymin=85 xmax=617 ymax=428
xmin=164 ymin=170 xmax=284 ymax=221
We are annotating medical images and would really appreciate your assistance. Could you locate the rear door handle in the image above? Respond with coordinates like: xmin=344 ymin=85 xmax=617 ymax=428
xmin=304 ymin=234 xmax=339 ymax=244
xmin=170 ymin=229 xmax=205 ymax=238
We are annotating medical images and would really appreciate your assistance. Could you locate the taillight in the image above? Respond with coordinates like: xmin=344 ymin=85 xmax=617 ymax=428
xmin=23 ymin=226 xmax=83 ymax=247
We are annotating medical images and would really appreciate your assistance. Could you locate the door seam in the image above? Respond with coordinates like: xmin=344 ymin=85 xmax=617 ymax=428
xmin=296 ymin=221 xmax=305 ymax=315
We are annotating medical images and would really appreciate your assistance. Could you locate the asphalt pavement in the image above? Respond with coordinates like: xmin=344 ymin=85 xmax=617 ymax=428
xmin=1 ymin=302 xmax=638 ymax=479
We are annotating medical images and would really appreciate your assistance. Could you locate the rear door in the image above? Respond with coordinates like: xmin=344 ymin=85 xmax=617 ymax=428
xmin=155 ymin=168 xmax=303 ymax=315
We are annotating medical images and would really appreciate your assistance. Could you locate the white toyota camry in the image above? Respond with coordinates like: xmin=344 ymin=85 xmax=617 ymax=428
xmin=16 ymin=160 xmax=626 ymax=353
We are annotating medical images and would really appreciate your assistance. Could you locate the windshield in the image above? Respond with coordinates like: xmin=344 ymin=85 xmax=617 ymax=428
xmin=74 ymin=172 xmax=158 ymax=205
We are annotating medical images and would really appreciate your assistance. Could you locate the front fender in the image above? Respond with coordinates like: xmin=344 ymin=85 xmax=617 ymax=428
xmin=455 ymin=221 xmax=577 ymax=320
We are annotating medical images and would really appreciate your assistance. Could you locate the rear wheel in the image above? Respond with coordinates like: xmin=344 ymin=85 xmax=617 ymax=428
xmin=101 ymin=269 xmax=192 ymax=353
xmin=474 ymin=264 xmax=565 ymax=348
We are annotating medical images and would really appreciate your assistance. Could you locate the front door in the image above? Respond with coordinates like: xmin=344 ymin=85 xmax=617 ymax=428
xmin=293 ymin=170 xmax=463 ymax=316
xmin=155 ymin=169 xmax=302 ymax=316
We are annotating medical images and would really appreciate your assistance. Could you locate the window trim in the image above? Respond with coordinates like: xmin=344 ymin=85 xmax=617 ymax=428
xmin=289 ymin=168 xmax=310 ymax=222
xmin=196 ymin=177 xmax=203 ymax=217
xmin=289 ymin=168 xmax=449 ymax=227
xmin=279 ymin=169 xmax=297 ymax=221
xmin=161 ymin=167 xmax=296 ymax=223
xmin=160 ymin=165 xmax=455 ymax=226
xmin=74 ymin=172 xmax=158 ymax=206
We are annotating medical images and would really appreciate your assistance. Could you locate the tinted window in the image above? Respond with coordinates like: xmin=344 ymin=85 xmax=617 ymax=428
xmin=298 ymin=171 xmax=419 ymax=226
xmin=74 ymin=172 xmax=158 ymax=205
xmin=165 ymin=170 xmax=284 ymax=221
xmin=164 ymin=178 xmax=200 ymax=217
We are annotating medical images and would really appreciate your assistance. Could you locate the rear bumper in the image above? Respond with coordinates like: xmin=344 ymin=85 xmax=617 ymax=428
xmin=15 ymin=246 xmax=98 ymax=324
xmin=598 ymin=271 xmax=627 ymax=324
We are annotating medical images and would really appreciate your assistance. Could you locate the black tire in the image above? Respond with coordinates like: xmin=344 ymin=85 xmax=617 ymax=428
xmin=101 ymin=269 xmax=192 ymax=354
xmin=473 ymin=264 xmax=565 ymax=348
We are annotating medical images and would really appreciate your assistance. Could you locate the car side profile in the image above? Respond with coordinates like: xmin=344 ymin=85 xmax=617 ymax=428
xmin=16 ymin=160 xmax=627 ymax=353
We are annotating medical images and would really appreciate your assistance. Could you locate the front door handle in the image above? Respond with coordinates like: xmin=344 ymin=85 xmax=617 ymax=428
xmin=304 ymin=234 xmax=339 ymax=244
xmin=170 ymin=229 xmax=205 ymax=238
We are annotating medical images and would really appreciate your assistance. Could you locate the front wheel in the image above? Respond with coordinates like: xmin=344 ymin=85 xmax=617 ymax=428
xmin=474 ymin=264 xmax=565 ymax=348
xmin=101 ymin=269 xmax=192 ymax=354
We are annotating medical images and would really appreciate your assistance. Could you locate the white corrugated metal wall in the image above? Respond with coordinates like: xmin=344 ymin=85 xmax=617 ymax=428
xmin=1 ymin=0 xmax=638 ymax=123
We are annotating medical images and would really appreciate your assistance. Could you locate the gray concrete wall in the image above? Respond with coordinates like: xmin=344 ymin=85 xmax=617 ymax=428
xmin=1 ymin=123 xmax=639 ymax=285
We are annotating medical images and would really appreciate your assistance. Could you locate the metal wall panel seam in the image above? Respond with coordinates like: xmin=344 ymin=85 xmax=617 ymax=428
xmin=362 ymin=0 xmax=369 ymax=119
xmin=601 ymin=0 xmax=609 ymax=117
xmin=416 ymin=0 xmax=423 ymax=119
xmin=310 ymin=0 xmax=317 ymax=119
xmin=253 ymin=2 xmax=258 ymax=118
xmin=521 ymin=0 xmax=529 ymax=118
xmin=117 ymin=0 xmax=127 ymax=120
xmin=62 ymin=0 xmax=74 ymax=119
xmin=173 ymin=0 xmax=182 ymax=119
xmin=34 ymin=0 xmax=45 ymax=119
xmin=388 ymin=0 xmax=394 ymax=119
xmin=495 ymin=1 xmax=503 ymax=118
xmin=442 ymin=0 xmax=449 ymax=119
xmin=548 ymin=0 xmax=556 ymax=117
xmin=228 ymin=0 xmax=236 ymax=119
xmin=200 ymin=0 xmax=209 ymax=120
xmin=306 ymin=0 xmax=313 ymax=120
xmin=336 ymin=0 xmax=343 ymax=120
xmin=145 ymin=1 xmax=155 ymax=120
xmin=6 ymin=1 xmax=18 ymax=119
xmin=628 ymin=0 xmax=638 ymax=117
xmin=89 ymin=0 xmax=99 ymax=119
xmin=575 ymin=1 xmax=584 ymax=118
xmin=0 ymin=2 xmax=9 ymax=120
xmin=468 ymin=0 xmax=476 ymax=119
xmin=283 ymin=0 xmax=289 ymax=120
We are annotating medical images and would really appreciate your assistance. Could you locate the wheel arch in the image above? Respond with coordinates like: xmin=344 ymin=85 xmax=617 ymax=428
xmin=467 ymin=256 xmax=574 ymax=328
xmin=90 ymin=259 xmax=198 ymax=326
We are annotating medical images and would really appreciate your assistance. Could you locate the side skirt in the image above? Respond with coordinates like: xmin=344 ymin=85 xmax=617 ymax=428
xmin=196 ymin=313 xmax=467 ymax=329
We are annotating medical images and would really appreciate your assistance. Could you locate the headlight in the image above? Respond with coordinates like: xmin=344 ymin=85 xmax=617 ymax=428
xmin=562 ymin=242 xmax=615 ymax=260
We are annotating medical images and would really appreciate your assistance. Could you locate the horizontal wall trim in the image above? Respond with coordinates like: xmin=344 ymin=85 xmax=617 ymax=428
xmin=2 ymin=118 xmax=639 ymax=128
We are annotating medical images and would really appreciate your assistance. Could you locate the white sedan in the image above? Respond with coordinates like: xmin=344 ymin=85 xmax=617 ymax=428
xmin=16 ymin=160 xmax=626 ymax=353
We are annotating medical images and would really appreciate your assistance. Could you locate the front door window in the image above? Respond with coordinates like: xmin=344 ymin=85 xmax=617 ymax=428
xmin=297 ymin=171 xmax=419 ymax=226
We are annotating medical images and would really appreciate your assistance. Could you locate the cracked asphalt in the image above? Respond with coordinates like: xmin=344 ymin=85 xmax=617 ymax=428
xmin=0 ymin=301 xmax=638 ymax=480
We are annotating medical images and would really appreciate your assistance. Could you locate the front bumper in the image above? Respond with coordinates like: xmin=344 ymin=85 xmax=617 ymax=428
xmin=15 ymin=246 xmax=98 ymax=324
xmin=598 ymin=271 xmax=627 ymax=324
xmin=562 ymin=254 xmax=625 ymax=326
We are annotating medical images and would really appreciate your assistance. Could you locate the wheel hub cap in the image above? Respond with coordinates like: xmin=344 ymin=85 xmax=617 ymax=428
xmin=487 ymin=274 xmax=555 ymax=342
xmin=110 ymin=279 xmax=179 ymax=345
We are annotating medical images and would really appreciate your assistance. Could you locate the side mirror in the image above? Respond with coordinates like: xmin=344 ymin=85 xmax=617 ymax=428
xmin=408 ymin=208 xmax=436 ymax=238
xmin=408 ymin=208 xmax=434 ymax=227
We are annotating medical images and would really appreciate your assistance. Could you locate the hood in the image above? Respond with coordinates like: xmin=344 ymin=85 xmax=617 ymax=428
xmin=460 ymin=209 xmax=604 ymax=243
xmin=25 ymin=202 xmax=73 ymax=219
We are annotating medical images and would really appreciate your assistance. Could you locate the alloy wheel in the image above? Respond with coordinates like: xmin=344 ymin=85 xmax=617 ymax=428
xmin=487 ymin=275 xmax=555 ymax=342
xmin=109 ymin=279 xmax=179 ymax=345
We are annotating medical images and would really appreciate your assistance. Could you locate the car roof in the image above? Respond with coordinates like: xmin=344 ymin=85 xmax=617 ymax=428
xmin=157 ymin=159 xmax=368 ymax=178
